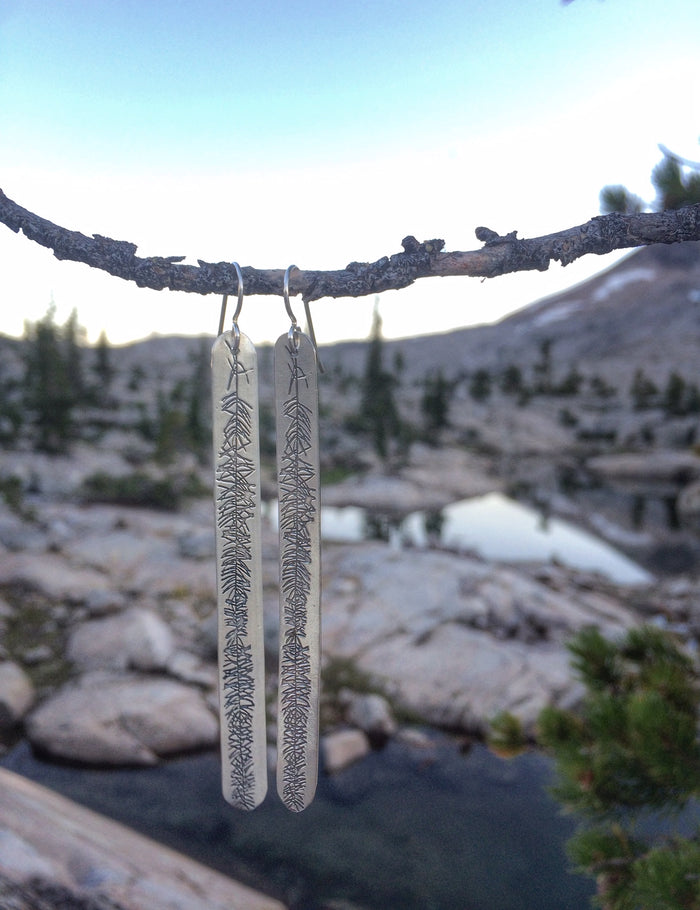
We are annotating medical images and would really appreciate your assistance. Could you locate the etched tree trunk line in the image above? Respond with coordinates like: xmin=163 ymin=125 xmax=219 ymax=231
xmin=1 ymin=188 xmax=699 ymax=305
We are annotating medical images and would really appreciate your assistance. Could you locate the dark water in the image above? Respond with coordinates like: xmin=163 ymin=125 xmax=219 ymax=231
xmin=2 ymin=735 xmax=594 ymax=910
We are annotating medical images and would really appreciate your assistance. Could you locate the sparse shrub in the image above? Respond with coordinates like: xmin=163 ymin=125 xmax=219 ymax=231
xmin=81 ymin=471 xmax=185 ymax=510
xmin=0 ymin=389 xmax=22 ymax=444
xmin=488 ymin=711 xmax=528 ymax=758
xmin=0 ymin=475 xmax=33 ymax=519
xmin=128 ymin=364 xmax=146 ymax=391
xmin=558 ymin=408 xmax=578 ymax=428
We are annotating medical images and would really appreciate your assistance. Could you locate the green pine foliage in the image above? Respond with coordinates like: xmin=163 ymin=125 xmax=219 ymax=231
xmin=499 ymin=364 xmax=524 ymax=396
xmin=184 ymin=339 xmax=212 ymax=462
xmin=539 ymin=625 xmax=700 ymax=909
xmin=599 ymin=185 xmax=646 ymax=216
xmin=532 ymin=338 xmax=553 ymax=394
xmin=488 ymin=710 xmax=528 ymax=757
xmin=357 ymin=300 xmax=403 ymax=460
xmin=468 ymin=368 xmax=492 ymax=402
xmin=92 ymin=329 xmax=115 ymax=404
xmin=631 ymin=838 xmax=700 ymax=910
xmin=22 ymin=306 xmax=81 ymax=453
xmin=630 ymin=369 xmax=659 ymax=411
xmin=420 ymin=369 xmax=452 ymax=441
xmin=601 ymin=143 xmax=700 ymax=214
xmin=652 ymin=157 xmax=700 ymax=211
xmin=555 ymin=365 xmax=584 ymax=396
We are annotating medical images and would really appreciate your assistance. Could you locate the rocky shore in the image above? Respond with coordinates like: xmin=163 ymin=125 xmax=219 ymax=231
xmin=3 ymin=442 xmax=697 ymax=776
xmin=0 ymin=766 xmax=284 ymax=910
xmin=1 ymin=387 xmax=699 ymax=909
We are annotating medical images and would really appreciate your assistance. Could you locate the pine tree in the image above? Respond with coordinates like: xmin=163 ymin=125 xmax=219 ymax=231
xmin=93 ymin=329 xmax=114 ymax=403
xmin=589 ymin=374 xmax=616 ymax=400
xmin=630 ymin=368 xmax=658 ymax=411
xmin=469 ymin=368 xmax=492 ymax=402
xmin=62 ymin=308 xmax=85 ymax=402
xmin=421 ymin=369 xmax=451 ymax=441
xmin=532 ymin=338 xmax=553 ymax=394
xmin=663 ymin=371 xmax=688 ymax=416
xmin=23 ymin=307 xmax=75 ymax=453
xmin=500 ymin=364 xmax=524 ymax=396
xmin=555 ymin=365 xmax=584 ymax=396
xmin=538 ymin=625 xmax=700 ymax=910
xmin=359 ymin=300 xmax=401 ymax=461
xmin=153 ymin=389 xmax=187 ymax=464
xmin=185 ymin=338 xmax=211 ymax=462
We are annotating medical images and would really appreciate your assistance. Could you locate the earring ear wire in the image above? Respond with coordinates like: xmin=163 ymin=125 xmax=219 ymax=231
xmin=283 ymin=265 xmax=324 ymax=373
xmin=217 ymin=261 xmax=244 ymax=345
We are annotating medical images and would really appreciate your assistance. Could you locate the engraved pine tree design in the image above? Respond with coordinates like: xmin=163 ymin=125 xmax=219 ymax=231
xmin=215 ymin=339 xmax=259 ymax=810
xmin=278 ymin=340 xmax=318 ymax=812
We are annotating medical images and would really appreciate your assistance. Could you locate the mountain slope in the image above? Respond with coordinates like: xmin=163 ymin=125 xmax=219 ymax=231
xmin=325 ymin=241 xmax=700 ymax=387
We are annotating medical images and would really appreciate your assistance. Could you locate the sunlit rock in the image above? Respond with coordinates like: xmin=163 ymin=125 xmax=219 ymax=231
xmin=67 ymin=608 xmax=175 ymax=672
xmin=0 ymin=662 xmax=35 ymax=730
xmin=321 ymin=729 xmax=371 ymax=773
xmin=26 ymin=673 xmax=218 ymax=765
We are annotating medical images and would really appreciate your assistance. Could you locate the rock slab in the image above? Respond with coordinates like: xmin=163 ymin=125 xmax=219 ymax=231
xmin=26 ymin=673 xmax=218 ymax=765
xmin=67 ymin=608 xmax=175 ymax=672
xmin=0 ymin=767 xmax=285 ymax=910
xmin=322 ymin=542 xmax=636 ymax=732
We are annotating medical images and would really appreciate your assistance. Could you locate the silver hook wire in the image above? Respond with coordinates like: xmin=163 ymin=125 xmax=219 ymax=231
xmin=218 ymin=262 xmax=244 ymax=344
xmin=283 ymin=264 xmax=298 ymax=326
xmin=283 ymin=264 xmax=324 ymax=372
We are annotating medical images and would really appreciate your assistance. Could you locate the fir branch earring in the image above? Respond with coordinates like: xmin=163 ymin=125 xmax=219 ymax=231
xmin=275 ymin=265 xmax=322 ymax=812
xmin=212 ymin=263 xmax=268 ymax=810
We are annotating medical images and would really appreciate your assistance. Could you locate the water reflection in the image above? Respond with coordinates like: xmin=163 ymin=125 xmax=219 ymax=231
xmin=321 ymin=492 xmax=652 ymax=586
xmin=2 ymin=737 xmax=595 ymax=910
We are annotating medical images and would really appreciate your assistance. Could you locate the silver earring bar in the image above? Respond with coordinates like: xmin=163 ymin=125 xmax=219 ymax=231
xmin=212 ymin=263 xmax=268 ymax=810
xmin=275 ymin=265 xmax=322 ymax=812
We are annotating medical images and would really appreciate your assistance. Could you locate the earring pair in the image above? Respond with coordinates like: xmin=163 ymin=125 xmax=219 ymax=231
xmin=212 ymin=263 xmax=321 ymax=812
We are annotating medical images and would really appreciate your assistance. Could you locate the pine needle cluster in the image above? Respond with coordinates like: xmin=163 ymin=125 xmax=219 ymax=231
xmin=539 ymin=625 xmax=700 ymax=909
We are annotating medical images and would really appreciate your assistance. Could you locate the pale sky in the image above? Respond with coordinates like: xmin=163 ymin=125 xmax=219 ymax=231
xmin=1 ymin=0 xmax=699 ymax=345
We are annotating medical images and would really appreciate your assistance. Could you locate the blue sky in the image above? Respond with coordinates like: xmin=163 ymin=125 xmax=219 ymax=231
xmin=1 ymin=0 xmax=699 ymax=344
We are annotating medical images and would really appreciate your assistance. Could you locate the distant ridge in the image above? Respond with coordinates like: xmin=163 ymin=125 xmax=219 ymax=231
xmin=3 ymin=242 xmax=697 ymax=391
xmin=323 ymin=241 xmax=700 ymax=386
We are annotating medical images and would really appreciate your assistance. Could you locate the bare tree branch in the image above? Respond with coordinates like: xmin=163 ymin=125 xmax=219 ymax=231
xmin=1 ymin=188 xmax=699 ymax=303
